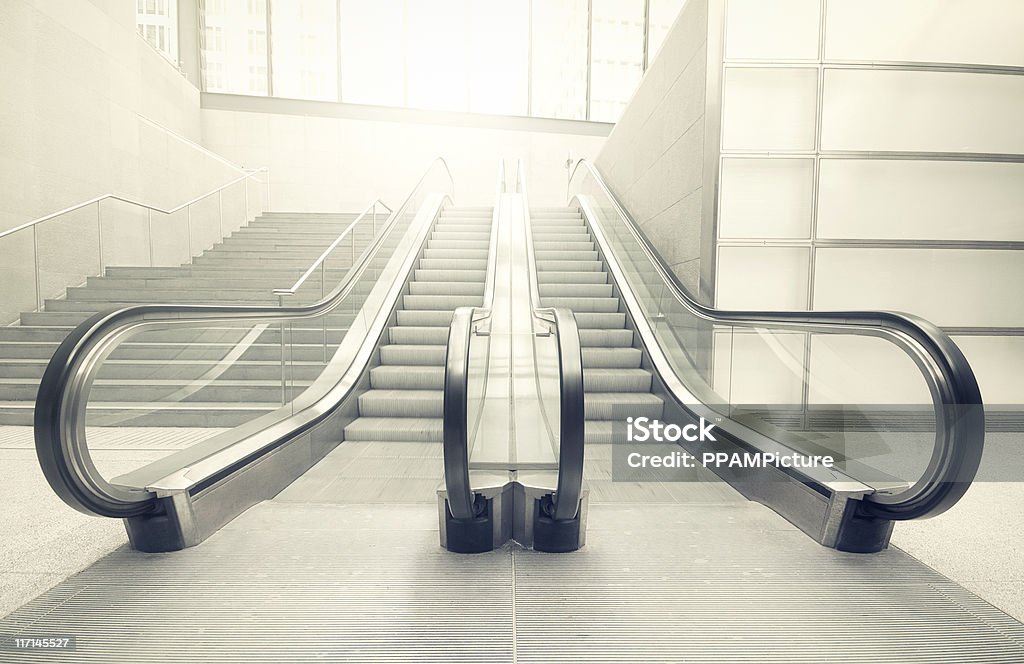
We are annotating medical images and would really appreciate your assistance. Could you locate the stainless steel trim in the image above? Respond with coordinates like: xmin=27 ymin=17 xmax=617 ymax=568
xmin=717 ymin=239 xmax=1024 ymax=251
xmin=569 ymin=159 xmax=985 ymax=521
xmin=720 ymin=150 xmax=1024 ymax=162
xmin=724 ymin=59 xmax=1024 ymax=76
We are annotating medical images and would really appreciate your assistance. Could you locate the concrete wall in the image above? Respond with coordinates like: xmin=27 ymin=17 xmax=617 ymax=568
xmin=595 ymin=0 xmax=711 ymax=299
xmin=201 ymin=101 xmax=608 ymax=211
xmin=0 ymin=0 xmax=259 ymax=324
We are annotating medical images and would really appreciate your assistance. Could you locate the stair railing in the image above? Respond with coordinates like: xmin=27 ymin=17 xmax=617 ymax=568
xmin=0 ymin=168 xmax=269 ymax=323
xmin=272 ymin=198 xmax=393 ymax=385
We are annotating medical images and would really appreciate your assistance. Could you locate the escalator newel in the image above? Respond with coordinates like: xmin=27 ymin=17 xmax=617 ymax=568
xmin=533 ymin=493 xmax=582 ymax=553
xmin=444 ymin=493 xmax=494 ymax=554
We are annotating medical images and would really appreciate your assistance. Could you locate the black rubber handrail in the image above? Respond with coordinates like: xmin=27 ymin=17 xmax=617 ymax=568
xmin=443 ymin=306 xmax=481 ymax=520
xmin=35 ymin=158 xmax=454 ymax=518
xmin=442 ymin=160 xmax=504 ymax=521
xmin=546 ymin=308 xmax=585 ymax=521
xmin=520 ymin=162 xmax=586 ymax=522
xmin=569 ymin=159 xmax=984 ymax=521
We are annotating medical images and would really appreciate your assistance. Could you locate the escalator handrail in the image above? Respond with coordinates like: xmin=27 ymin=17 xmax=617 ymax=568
xmin=443 ymin=160 xmax=505 ymax=521
xmin=35 ymin=157 xmax=454 ymax=518
xmin=519 ymin=161 xmax=586 ymax=522
xmin=443 ymin=160 xmax=586 ymax=523
xmin=568 ymin=158 xmax=984 ymax=521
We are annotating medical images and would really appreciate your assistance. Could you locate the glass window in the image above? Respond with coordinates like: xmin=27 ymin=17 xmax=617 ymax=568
xmin=197 ymin=0 xmax=670 ymax=123
xmin=530 ymin=0 xmax=589 ymax=120
xmin=405 ymin=0 xmax=471 ymax=112
xmin=338 ymin=0 xmax=406 ymax=106
xmin=271 ymin=0 xmax=338 ymax=101
xmin=468 ymin=3 xmax=529 ymax=115
xmin=203 ymin=0 xmax=268 ymax=95
xmin=136 ymin=0 xmax=178 ymax=63
xmin=589 ymin=0 xmax=645 ymax=122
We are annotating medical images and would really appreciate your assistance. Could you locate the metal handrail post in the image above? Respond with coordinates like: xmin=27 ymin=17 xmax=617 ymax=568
xmin=32 ymin=226 xmax=41 ymax=311
xmin=321 ymin=262 xmax=328 ymax=363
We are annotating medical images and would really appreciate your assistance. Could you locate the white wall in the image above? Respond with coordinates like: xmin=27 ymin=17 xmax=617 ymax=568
xmin=201 ymin=107 xmax=607 ymax=211
xmin=595 ymin=0 xmax=710 ymax=298
xmin=714 ymin=0 xmax=1024 ymax=407
xmin=0 ymin=0 xmax=260 ymax=324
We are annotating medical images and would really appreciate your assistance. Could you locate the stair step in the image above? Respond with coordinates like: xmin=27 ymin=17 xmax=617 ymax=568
xmin=431 ymin=231 xmax=491 ymax=242
xmin=370 ymin=365 xmax=443 ymax=389
xmin=538 ymin=283 xmax=613 ymax=298
xmin=21 ymin=312 xmax=95 ymax=326
xmin=427 ymin=239 xmax=489 ymax=251
xmin=389 ymin=327 xmax=450 ymax=345
xmin=582 ymin=347 xmax=643 ymax=369
xmin=86 ymin=277 xmax=333 ymax=291
xmin=531 ymin=209 xmax=582 ymax=219
xmin=586 ymin=392 xmax=664 ymax=420
xmin=422 ymin=248 xmax=490 ymax=260
xmin=402 ymin=294 xmax=480 ymax=311
xmin=579 ymin=328 xmax=633 ymax=347
xmin=574 ymin=312 xmax=627 ymax=329
xmin=535 ymin=241 xmax=594 ymax=252
xmin=379 ymin=345 xmax=446 ymax=366
xmin=0 ymin=379 xmax=304 ymax=403
xmin=358 ymin=390 xmax=442 ymax=417
xmin=396 ymin=310 xmax=455 ymax=326
xmin=536 ymin=260 xmax=604 ymax=272
xmin=541 ymin=296 xmax=619 ymax=313
xmin=0 ymin=358 xmax=325 ymax=381
xmin=0 ymin=326 xmax=74 ymax=342
xmin=536 ymin=271 xmax=607 ymax=284
xmin=413 ymin=269 xmax=486 ymax=283
xmin=534 ymin=250 xmax=599 ymax=261
xmin=408 ymin=282 xmax=484 ymax=296
xmin=583 ymin=368 xmax=652 ymax=392
xmin=585 ymin=420 xmax=615 ymax=444
xmin=64 ymin=288 xmax=325 ymax=303
xmin=344 ymin=417 xmax=442 ymax=442
xmin=418 ymin=258 xmax=487 ymax=271
xmin=433 ymin=225 xmax=492 ymax=235
xmin=0 ymin=401 xmax=277 ymax=427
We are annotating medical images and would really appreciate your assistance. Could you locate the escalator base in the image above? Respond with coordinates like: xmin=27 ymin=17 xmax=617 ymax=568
xmin=1 ymin=501 xmax=1022 ymax=663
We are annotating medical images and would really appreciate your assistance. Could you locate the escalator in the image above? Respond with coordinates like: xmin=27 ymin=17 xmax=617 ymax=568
xmin=2 ymin=158 xmax=1023 ymax=662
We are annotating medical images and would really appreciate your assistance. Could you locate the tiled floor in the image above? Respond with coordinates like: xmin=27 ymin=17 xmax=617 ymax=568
xmin=0 ymin=426 xmax=225 ymax=617
xmin=2 ymin=425 xmax=1022 ymax=629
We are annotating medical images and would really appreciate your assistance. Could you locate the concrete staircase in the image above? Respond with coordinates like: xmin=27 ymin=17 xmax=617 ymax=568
xmin=530 ymin=207 xmax=664 ymax=443
xmin=0 ymin=212 xmax=374 ymax=426
xmin=343 ymin=206 xmax=493 ymax=444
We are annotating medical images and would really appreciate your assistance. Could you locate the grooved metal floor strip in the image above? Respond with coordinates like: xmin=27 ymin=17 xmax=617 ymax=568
xmin=2 ymin=498 xmax=1022 ymax=663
